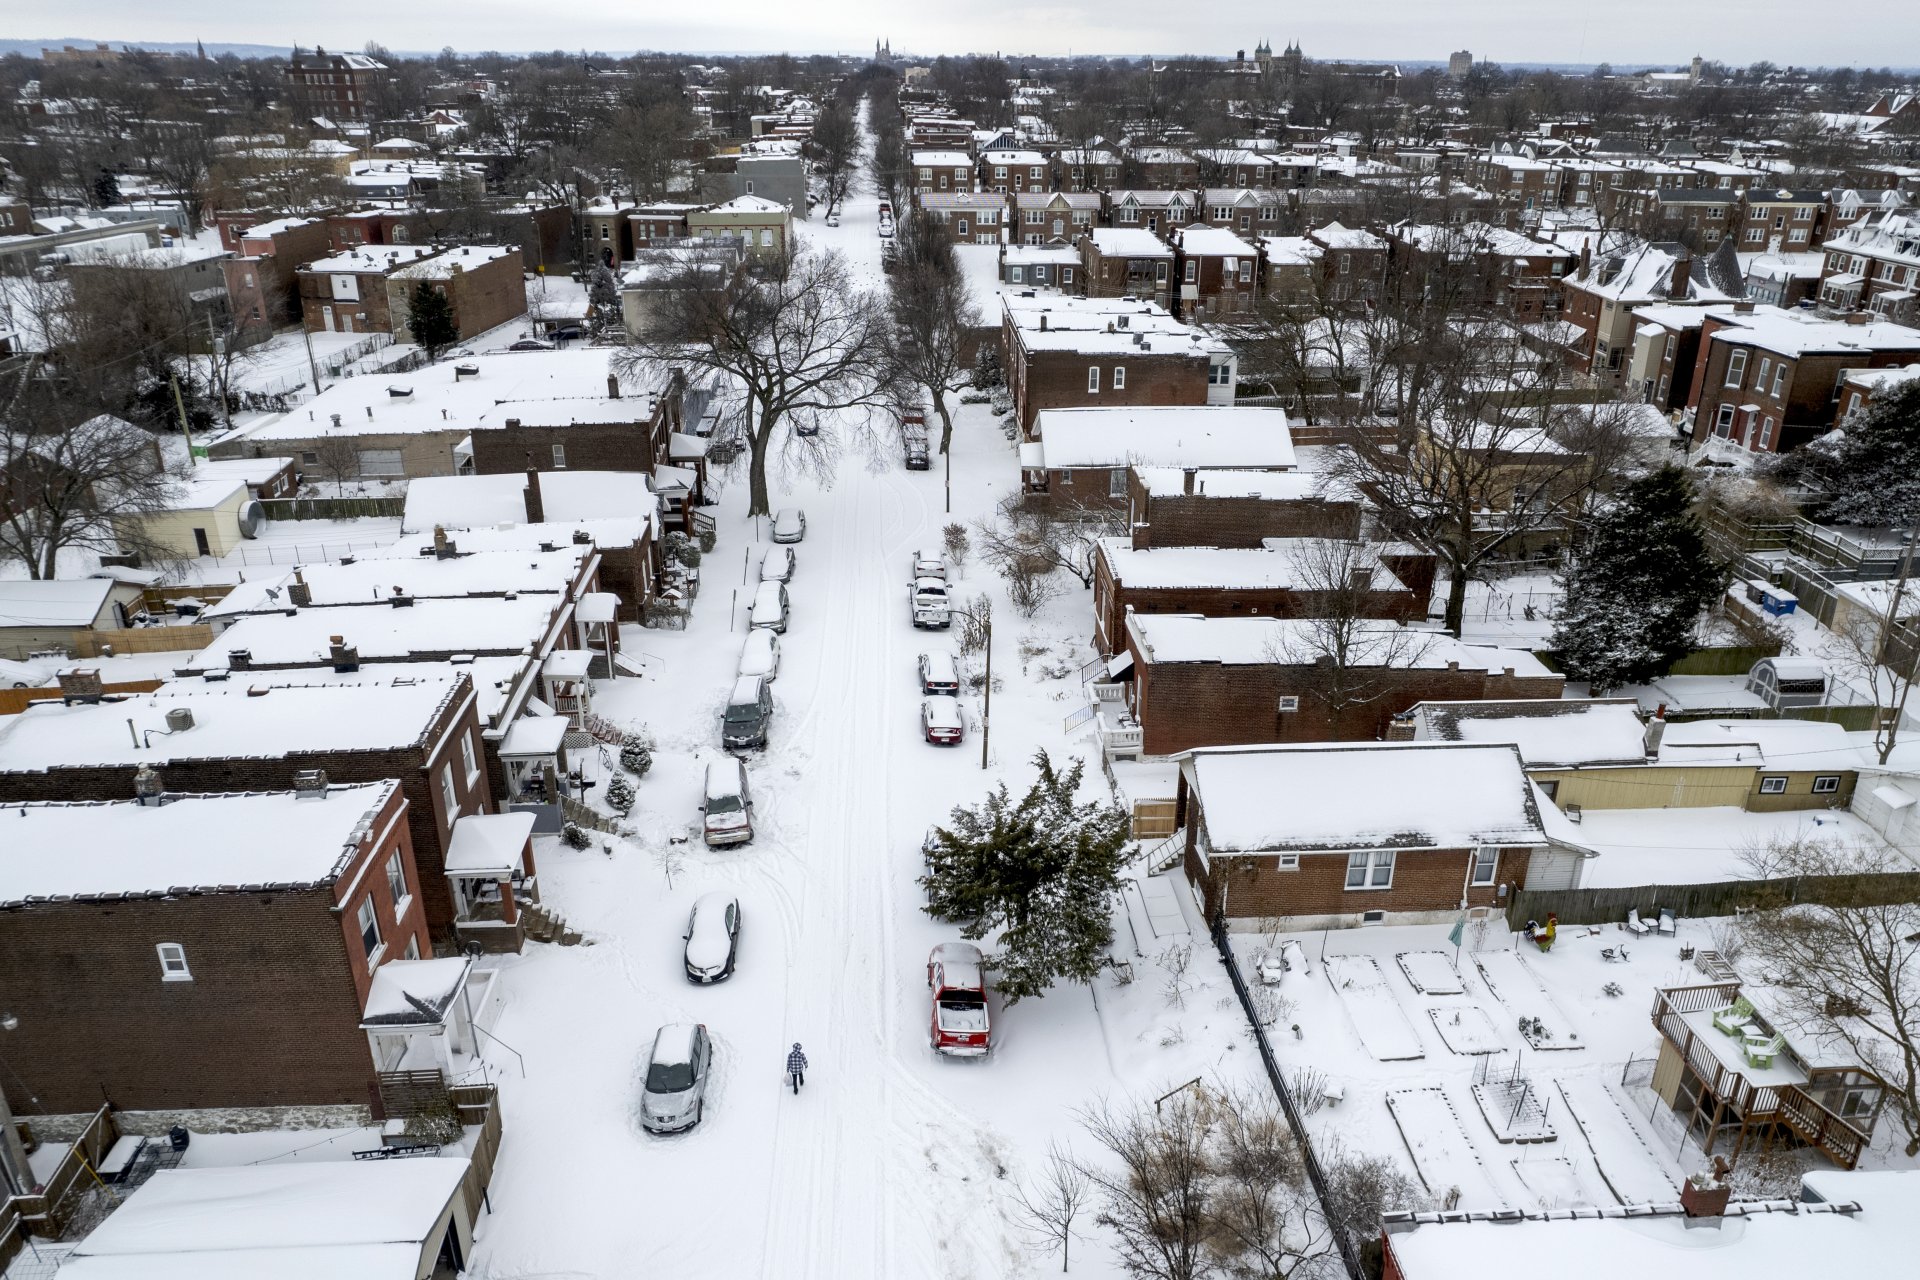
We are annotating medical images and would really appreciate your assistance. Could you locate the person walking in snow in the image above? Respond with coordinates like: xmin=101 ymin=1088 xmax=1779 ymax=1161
xmin=786 ymin=1043 xmax=808 ymax=1094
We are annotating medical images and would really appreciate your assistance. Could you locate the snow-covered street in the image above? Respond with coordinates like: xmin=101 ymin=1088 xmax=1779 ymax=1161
xmin=463 ymin=102 xmax=1259 ymax=1279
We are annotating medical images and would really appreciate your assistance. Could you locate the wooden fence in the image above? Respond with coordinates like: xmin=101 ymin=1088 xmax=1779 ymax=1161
xmin=1508 ymin=869 xmax=1920 ymax=928
xmin=60 ymin=626 xmax=211 ymax=660
xmin=1131 ymin=800 xmax=1178 ymax=840
xmin=8 ymin=1105 xmax=117 ymax=1240
xmin=0 ymin=680 xmax=163 ymax=716
xmin=451 ymin=1084 xmax=502 ymax=1218
xmin=260 ymin=496 xmax=407 ymax=521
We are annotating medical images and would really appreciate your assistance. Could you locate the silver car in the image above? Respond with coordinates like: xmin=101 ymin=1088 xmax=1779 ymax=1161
xmin=683 ymin=893 xmax=741 ymax=983
xmin=760 ymin=544 xmax=795 ymax=582
xmin=640 ymin=1022 xmax=712 ymax=1133
xmin=771 ymin=508 xmax=806 ymax=543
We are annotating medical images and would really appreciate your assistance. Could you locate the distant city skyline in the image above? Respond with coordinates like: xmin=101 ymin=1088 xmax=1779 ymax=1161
xmin=3 ymin=0 xmax=1917 ymax=69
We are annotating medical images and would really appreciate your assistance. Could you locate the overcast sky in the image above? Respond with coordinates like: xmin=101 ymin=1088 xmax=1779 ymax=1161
xmin=5 ymin=0 xmax=1916 ymax=68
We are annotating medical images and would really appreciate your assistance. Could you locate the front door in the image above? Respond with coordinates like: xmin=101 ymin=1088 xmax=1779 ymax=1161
xmin=322 ymin=304 xmax=335 ymax=332
xmin=192 ymin=527 xmax=211 ymax=556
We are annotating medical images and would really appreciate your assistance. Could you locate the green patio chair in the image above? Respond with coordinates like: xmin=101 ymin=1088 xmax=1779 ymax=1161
xmin=1711 ymin=996 xmax=1754 ymax=1036
xmin=1742 ymin=1033 xmax=1783 ymax=1070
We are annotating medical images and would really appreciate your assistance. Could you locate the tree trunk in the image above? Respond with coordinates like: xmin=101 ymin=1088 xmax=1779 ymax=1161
xmin=1442 ymin=565 xmax=1470 ymax=638
xmin=930 ymin=385 xmax=955 ymax=454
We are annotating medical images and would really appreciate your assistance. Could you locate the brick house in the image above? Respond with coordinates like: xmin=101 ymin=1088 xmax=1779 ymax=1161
xmin=0 ymin=782 xmax=429 ymax=1114
xmin=1023 ymin=406 xmax=1291 ymax=507
xmin=296 ymin=245 xmax=437 ymax=335
xmin=1000 ymin=245 xmax=1082 ymax=290
xmin=1739 ymin=188 xmax=1828 ymax=253
xmin=1170 ymin=224 xmax=1261 ymax=321
xmin=1259 ymin=236 xmax=1327 ymax=307
xmin=912 ymin=150 xmax=977 ymax=194
xmin=1833 ymin=361 xmax=1920 ymax=425
xmin=1091 ymin=537 xmax=1422 ymax=654
xmin=582 ymin=200 xmax=636 ymax=267
xmin=1559 ymin=241 xmax=1744 ymax=382
xmin=1175 ymin=741 xmax=1576 ymax=929
xmin=1106 ymin=190 xmax=1196 ymax=236
xmin=1123 ymin=466 xmax=1365 ymax=548
xmin=385 ymin=246 xmax=529 ymax=345
xmin=1818 ymin=209 xmax=1920 ymax=320
xmin=1685 ymin=304 xmax=1920 ymax=454
xmin=214 ymin=215 xmax=335 ymax=328
xmin=1014 ymin=191 xmax=1100 ymax=245
xmin=326 ymin=208 xmax=426 ymax=253
xmin=689 ymin=195 xmax=792 ymax=260
xmin=978 ymin=149 xmax=1051 ymax=195
xmin=284 ymin=47 xmax=387 ymax=121
xmin=1651 ymin=189 xmax=1740 ymax=249
xmin=1080 ymin=228 xmax=1175 ymax=306
xmin=1622 ymin=300 xmax=1714 ymax=410
xmin=468 ymin=371 xmax=684 ymax=478
xmin=1118 ymin=611 xmax=1563 ymax=757
xmin=1195 ymin=150 xmax=1278 ymax=189
xmin=1195 ymin=189 xmax=1284 ymax=237
xmin=1053 ymin=148 xmax=1123 ymax=192
xmin=0 ymin=676 xmax=492 ymax=936
xmin=916 ymin=192 xmax=1007 ymax=245
xmin=1306 ymin=222 xmax=1391 ymax=304
xmin=1003 ymin=295 xmax=1236 ymax=435
xmin=1133 ymin=147 xmax=1200 ymax=188
xmin=1390 ymin=222 xmax=1578 ymax=321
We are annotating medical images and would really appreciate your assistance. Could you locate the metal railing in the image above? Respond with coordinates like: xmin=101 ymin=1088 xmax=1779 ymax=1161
xmin=1210 ymin=919 xmax=1364 ymax=1280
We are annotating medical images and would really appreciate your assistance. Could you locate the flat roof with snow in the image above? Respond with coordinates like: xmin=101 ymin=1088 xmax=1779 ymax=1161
xmin=0 ymin=678 xmax=469 ymax=772
xmin=1655 ymin=717 xmax=1863 ymax=772
xmin=400 ymin=470 xmax=656 ymax=534
xmin=204 ymin=546 xmax=591 ymax=620
xmin=1128 ymin=614 xmax=1551 ymax=678
xmin=1182 ymin=741 xmax=1545 ymax=853
xmin=0 ymin=783 xmax=400 ymax=905
xmin=1030 ymin=406 xmax=1294 ymax=471
xmin=1098 ymin=538 xmax=1405 ymax=593
xmin=195 ymin=595 xmax=562 ymax=668
xmin=60 ymin=1156 xmax=468 ymax=1280
xmin=1412 ymin=699 xmax=1649 ymax=768
xmin=0 ymin=578 xmax=119 ymax=629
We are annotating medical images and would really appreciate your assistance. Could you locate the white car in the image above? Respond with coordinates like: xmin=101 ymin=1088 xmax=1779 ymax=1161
xmin=683 ymin=893 xmax=742 ymax=982
xmin=749 ymin=581 xmax=789 ymax=633
xmin=910 ymin=576 xmax=950 ymax=629
xmin=738 ymin=628 xmax=781 ymax=681
xmin=910 ymin=550 xmax=947 ymax=580
xmin=760 ymin=544 xmax=795 ymax=583
xmin=771 ymin=508 xmax=807 ymax=543
xmin=917 ymin=651 xmax=960 ymax=696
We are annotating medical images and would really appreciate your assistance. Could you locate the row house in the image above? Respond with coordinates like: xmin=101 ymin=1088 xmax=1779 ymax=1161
xmin=1194 ymin=149 xmax=1279 ymax=189
xmin=1133 ymin=147 xmax=1201 ymax=188
xmin=214 ymin=215 xmax=334 ymax=329
xmin=1080 ymin=228 xmax=1176 ymax=307
xmin=918 ymin=191 xmax=1006 ymax=245
xmin=1116 ymin=612 xmax=1564 ymax=757
xmin=1390 ymin=222 xmax=1578 ymax=322
xmin=1053 ymin=147 xmax=1124 ymax=192
xmin=979 ymin=148 xmax=1051 ymax=195
xmin=1559 ymin=240 xmax=1743 ymax=381
xmin=1819 ymin=209 xmax=1920 ymax=321
xmin=1687 ymin=303 xmax=1920 ymax=454
xmin=911 ymin=150 xmax=977 ymax=194
xmin=1171 ymin=225 xmax=1262 ymax=321
xmin=999 ymin=245 xmax=1082 ymax=290
xmin=1001 ymin=294 xmax=1235 ymax=435
xmin=1826 ymin=187 xmax=1909 ymax=233
xmin=1650 ymin=190 xmax=1741 ymax=247
xmin=1021 ymin=406 xmax=1287 ymax=507
xmin=0 ymin=781 xmax=434 ymax=1116
xmin=1107 ymin=189 xmax=1197 ymax=235
xmin=1123 ymin=465 xmax=1365 ymax=550
xmin=1624 ymin=301 xmax=1715 ymax=411
xmin=1259 ymin=236 xmax=1326 ymax=307
xmin=1175 ymin=742 xmax=1585 ymax=930
xmin=296 ymin=243 xmax=526 ymax=339
xmin=1194 ymin=188 xmax=1286 ymax=237
xmin=0 ymin=676 xmax=492 ymax=938
xmin=1833 ymin=361 xmax=1920 ymax=426
xmin=1307 ymin=221 xmax=1392 ymax=305
xmin=1740 ymin=188 xmax=1828 ymax=252
xmin=1013 ymin=191 xmax=1099 ymax=244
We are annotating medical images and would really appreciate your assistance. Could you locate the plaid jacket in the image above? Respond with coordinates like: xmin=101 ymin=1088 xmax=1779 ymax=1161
xmin=786 ymin=1047 xmax=808 ymax=1074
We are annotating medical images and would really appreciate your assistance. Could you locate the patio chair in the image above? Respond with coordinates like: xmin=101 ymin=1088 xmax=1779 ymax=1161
xmin=1658 ymin=907 xmax=1678 ymax=936
xmin=1626 ymin=908 xmax=1652 ymax=936
xmin=1711 ymin=996 xmax=1755 ymax=1037
xmin=1742 ymin=1033 xmax=1784 ymax=1070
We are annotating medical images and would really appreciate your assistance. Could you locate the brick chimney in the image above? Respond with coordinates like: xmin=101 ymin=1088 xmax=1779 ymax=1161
xmin=1183 ymin=468 xmax=1196 ymax=495
xmin=328 ymin=635 xmax=359 ymax=672
xmin=1680 ymin=1164 xmax=1731 ymax=1224
xmin=291 ymin=768 xmax=329 ymax=799
xmin=1644 ymin=709 xmax=1667 ymax=757
xmin=608 ymin=373 xmax=620 ymax=400
xmin=288 ymin=567 xmax=312 ymax=608
xmin=57 ymin=667 xmax=105 ymax=705
xmin=524 ymin=466 xmax=545 ymax=523
xmin=1668 ymin=251 xmax=1692 ymax=301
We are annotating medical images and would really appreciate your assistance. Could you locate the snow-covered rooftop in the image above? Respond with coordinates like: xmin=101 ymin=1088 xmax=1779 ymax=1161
xmin=1097 ymin=538 xmax=1406 ymax=593
xmin=1703 ymin=304 xmax=1920 ymax=357
xmin=400 ymin=470 xmax=656 ymax=534
xmin=194 ymin=595 xmax=562 ymax=668
xmin=0 ymin=782 xmax=399 ymax=906
xmin=0 ymin=578 xmax=118 ymax=629
xmin=446 ymin=810 xmax=536 ymax=876
xmin=204 ymin=546 xmax=591 ymax=620
xmin=1173 ymin=226 xmax=1257 ymax=257
xmin=389 ymin=245 xmax=518 ymax=278
xmin=1030 ymin=406 xmax=1294 ymax=471
xmin=1412 ymin=698 xmax=1648 ymax=768
xmin=0 ymin=678 xmax=467 ymax=771
xmin=1087 ymin=228 xmax=1174 ymax=258
xmin=1183 ymin=741 xmax=1545 ymax=853
xmin=1655 ymin=717 xmax=1864 ymax=772
xmin=1129 ymin=614 xmax=1551 ymax=678
xmin=59 ymin=1157 xmax=468 ymax=1280
xmin=300 ymin=245 xmax=438 ymax=274
xmin=1132 ymin=467 xmax=1330 ymax=500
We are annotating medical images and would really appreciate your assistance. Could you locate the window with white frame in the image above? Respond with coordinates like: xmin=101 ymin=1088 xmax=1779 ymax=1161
xmin=1009 ymin=266 xmax=1024 ymax=283
xmin=1724 ymin=349 xmax=1748 ymax=387
xmin=461 ymin=733 xmax=479 ymax=784
xmin=1346 ymin=850 xmax=1395 ymax=890
xmin=1813 ymin=775 xmax=1841 ymax=794
xmin=994 ymin=166 xmax=1007 ymax=179
xmin=156 ymin=942 xmax=191 ymax=982
xmin=1184 ymin=261 xmax=1197 ymax=283
xmin=1239 ymin=261 xmax=1252 ymax=283
xmin=1112 ymin=366 xmax=1126 ymax=390
xmin=1470 ymin=846 xmax=1499 ymax=886
xmin=357 ymin=897 xmax=383 ymax=964
xmin=551 ymin=443 xmax=567 ymax=469
xmin=1030 ymin=166 xmax=1042 ymax=181
xmin=1759 ymin=775 xmax=1788 ymax=795
xmin=1087 ymin=366 xmax=1101 ymax=393
xmin=1109 ymin=469 xmax=1127 ymax=497
xmin=1276 ymin=854 xmax=1300 ymax=870
xmin=1714 ymin=404 xmax=1736 ymax=434
xmin=1772 ymin=364 xmax=1787 ymax=397
xmin=440 ymin=764 xmax=458 ymax=819
xmin=386 ymin=849 xmax=409 ymax=916
xmin=1759 ymin=417 xmax=1775 ymax=449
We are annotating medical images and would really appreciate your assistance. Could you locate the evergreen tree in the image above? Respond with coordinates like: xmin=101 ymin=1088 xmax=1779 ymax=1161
xmin=409 ymin=281 xmax=459 ymax=359
xmin=920 ymin=751 xmax=1131 ymax=1003
xmin=587 ymin=264 xmax=623 ymax=340
xmin=1767 ymin=380 xmax=1920 ymax=529
xmin=606 ymin=772 xmax=636 ymax=814
xmin=1552 ymin=466 xmax=1724 ymax=694
xmin=619 ymin=733 xmax=653 ymax=776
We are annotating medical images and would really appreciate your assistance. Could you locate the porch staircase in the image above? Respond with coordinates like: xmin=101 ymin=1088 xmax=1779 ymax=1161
xmin=521 ymin=901 xmax=584 ymax=946
xmin=559 ymin=793 xmax=620 ymax=835
xmin=1136 ymin=828 xmax=1188 ymax=876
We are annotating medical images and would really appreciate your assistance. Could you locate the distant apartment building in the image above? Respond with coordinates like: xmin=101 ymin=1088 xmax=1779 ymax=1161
xmin=284 ymin=46 xmax=388 ymax=121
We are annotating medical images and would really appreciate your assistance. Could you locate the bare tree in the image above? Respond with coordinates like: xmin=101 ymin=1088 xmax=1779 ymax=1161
xmin=1317 ymin=1138 xmax=1428 ymax=1273
xmin=1267 ymin=538 xmax=1435 ymax=740
xmin=307 ymin=434 xmax=363 ymax=492
xmin=887 ymin=210 xmax=980 ymax=454
xmin=620 ymin=247 xmax=900 ymax=515
xmin=1009 ymin=1140 xmax=1093 ymax=1272
xmin=1823 ymin=566 xmax=1919 ymax=767
xmin=811 ymin=97 xmax=862 ymax=213
xmin=1737 ymin=836 xmax=1920 ymax=1157
xmin=975 ymin=492 xmax=1123 ymax=591
xmin=1205 ymin=1085 xmax=1335 ymax=1280
xmin=1080 ymin=1094 xmax=1213 ymax=1280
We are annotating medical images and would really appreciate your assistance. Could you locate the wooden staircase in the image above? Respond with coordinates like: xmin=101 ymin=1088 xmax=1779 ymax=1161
xmin=522 ymin=901 xmax=584 ymax=946
xmin=560 ymin=793 xmax=620 ymax=835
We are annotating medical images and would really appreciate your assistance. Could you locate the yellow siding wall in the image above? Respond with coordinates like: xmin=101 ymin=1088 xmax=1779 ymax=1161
xmin=1533 ymin=764 xmax=1856 ymax=812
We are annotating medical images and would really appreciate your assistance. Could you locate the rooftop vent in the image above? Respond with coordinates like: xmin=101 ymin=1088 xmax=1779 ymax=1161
xmin=292 ymin=768 xmax=329 ymax=798
xmin=133 ymin=763 xmax=164 ymax=806
xmin=227 ymin=649 xmax=252 ymax=671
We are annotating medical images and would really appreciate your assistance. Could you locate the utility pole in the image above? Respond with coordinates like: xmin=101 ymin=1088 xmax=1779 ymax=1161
xmin=168 ymin=372 xmax=197 ymax=461
xmin=209 ymin=313 xmax=232 ymax=433
xmin=979 ymin=615 xmax=992 ymax=770
xmin=1870 ymin=507 xmax=1920 ymax=763
xmin=302 ymin=322 xmax=323 ymax=396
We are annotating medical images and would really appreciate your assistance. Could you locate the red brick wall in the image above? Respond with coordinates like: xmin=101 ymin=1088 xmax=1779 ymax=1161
xmin=1126 ymin=483 xmax=1364 ymax=549
xmin=441 ymin=252 xmax=530 ymax=339
xmin=1133 ymin=657 xmax=1563 ymax=756
xmin=1012 ymin=344 xmax=1212 ymax=432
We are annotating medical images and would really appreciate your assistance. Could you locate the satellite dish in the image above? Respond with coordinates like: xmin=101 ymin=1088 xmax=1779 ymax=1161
xmin=236 ymin=500 xmax=265 ymax=539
